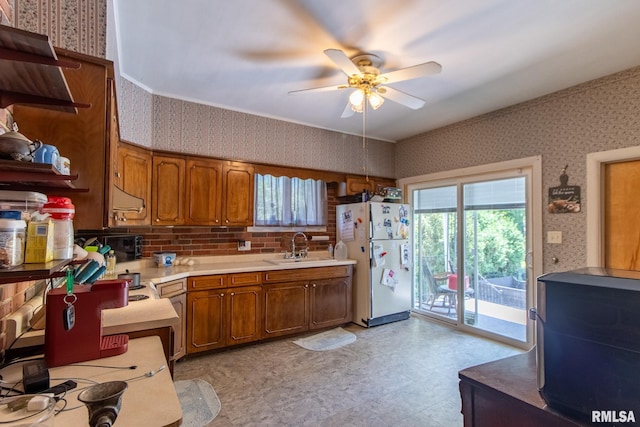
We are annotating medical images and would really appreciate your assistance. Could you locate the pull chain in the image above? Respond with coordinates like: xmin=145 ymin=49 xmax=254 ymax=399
xmin=362 ymin=101 xmax=369 ymax=181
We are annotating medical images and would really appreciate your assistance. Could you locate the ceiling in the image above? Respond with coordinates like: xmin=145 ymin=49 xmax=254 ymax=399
xmin=111 ymin=1 xmax=640 ymax=142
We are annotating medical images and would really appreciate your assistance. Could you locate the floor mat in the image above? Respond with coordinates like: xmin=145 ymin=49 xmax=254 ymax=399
xmin=292 ymin=327 xmax=356 ymax=351
xmin=174 ymin=379 xmax=221 ymax=426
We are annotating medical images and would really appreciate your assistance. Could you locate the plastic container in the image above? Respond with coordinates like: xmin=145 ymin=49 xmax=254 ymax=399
xmin=0 ymin=218 xmax=26 ymax=267
xmin=105 ymin=250 xmax=117 ymax=277
xmin=328 ymin=243 xmax=334 ymax=259
xmin=0 ymin=190 xmax=47 ymax=221
xmin=41 ymin=196 xmax=75 ymax=260
xmin=154 ymin=252 xmax=176 ymax=267
xmin=0 ymin=394 xmax=56 ymax=426
xmin=334 ymin=240 xmax=348 ymax=261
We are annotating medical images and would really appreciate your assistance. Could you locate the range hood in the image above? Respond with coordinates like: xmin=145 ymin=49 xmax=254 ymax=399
xmin=112 ymin=185 xmax=144 ymax=213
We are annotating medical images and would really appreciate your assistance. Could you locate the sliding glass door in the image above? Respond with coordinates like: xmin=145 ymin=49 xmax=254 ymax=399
xmin=410 ymin=166 xmax=535 ymax=347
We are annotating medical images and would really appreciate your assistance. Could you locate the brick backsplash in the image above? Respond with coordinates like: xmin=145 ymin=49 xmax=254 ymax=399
xmin=111 ymin=183 xmax=339 ymax=258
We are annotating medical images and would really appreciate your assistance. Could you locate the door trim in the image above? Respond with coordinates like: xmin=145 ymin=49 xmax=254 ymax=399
xmin=586 ymin=146 xmax=640 ymax=267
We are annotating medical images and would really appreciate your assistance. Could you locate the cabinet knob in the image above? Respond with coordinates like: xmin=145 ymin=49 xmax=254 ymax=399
xmin=312 ymin=283 xmax=316 ymax=288
xmin=115 ymin=172 xmax=121 ymax=178
xmin=220 ymin=293 xmax=225 ymax=297
xmin=230 ymin=292 xmax=235 ymax=296
xmin=225 ymin=219 xmax=229 ymax=223
xmin=156 ymin=218 xmax=160 ymax=222
xmin=304 ymin=284 xmax=308 ymax=288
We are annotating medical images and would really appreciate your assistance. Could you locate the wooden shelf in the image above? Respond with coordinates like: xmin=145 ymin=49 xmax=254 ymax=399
xmin=0 ymin=259 xmax=71 ymax=285
xmin=0 ymin=24 xmax=89 ymax=112
xmin=0 ymin=159 xmax=88 ymax=192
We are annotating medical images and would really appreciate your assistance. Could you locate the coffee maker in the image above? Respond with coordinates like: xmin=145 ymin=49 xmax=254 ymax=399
xmin=44 ymin=279 xmax=129 ymax=367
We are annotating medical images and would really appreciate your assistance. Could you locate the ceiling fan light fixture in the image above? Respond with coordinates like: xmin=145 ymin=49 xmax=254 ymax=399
xmin=368 ymin=91 xmax=384 ymax=110
xmin=349 ymin=88 xmax=365 ymax=112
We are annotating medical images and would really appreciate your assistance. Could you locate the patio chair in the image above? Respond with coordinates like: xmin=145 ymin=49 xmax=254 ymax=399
xmin=423 ymin=263 xmax=457 ymax=314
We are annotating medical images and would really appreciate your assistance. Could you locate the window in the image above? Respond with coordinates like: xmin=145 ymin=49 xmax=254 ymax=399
xmin=253 ymin=174 xmax=327 ymax=228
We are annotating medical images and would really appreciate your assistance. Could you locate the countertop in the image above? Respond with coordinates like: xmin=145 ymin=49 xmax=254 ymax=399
xmin=116 ymin=252 xmax=356 ymax=284
xmin=12 ymin=253 xmax=355 ymax=349
xmin=0 ymin=336 xmax=182 ymax=427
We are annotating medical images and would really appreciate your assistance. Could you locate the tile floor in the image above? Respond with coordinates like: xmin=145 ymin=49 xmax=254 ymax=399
xmin=173 ymin=314 xmax=523 ymax=426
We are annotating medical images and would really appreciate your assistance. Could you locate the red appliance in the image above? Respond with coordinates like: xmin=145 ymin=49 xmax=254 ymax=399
xmin=44 ymin=279 xmax=129 ymax=367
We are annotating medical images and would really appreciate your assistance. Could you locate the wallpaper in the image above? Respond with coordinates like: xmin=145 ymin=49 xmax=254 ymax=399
xmin=396 ymin=66 xmax=640 ymax=272
xmin=14 ymin=0 xmax=105 ymax=57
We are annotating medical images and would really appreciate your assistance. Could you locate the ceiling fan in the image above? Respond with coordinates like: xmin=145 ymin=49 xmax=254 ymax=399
xmin=289 ymin=48 xmax=442 ymax=118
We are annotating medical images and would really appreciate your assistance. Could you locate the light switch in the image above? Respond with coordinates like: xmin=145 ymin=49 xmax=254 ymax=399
xmin=547 ymin=231 xmax=562 ymax=244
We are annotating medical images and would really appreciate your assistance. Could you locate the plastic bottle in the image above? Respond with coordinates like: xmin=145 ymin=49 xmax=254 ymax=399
xmin=41 ymin=196 xmax=75 ymax=260
xmin=334 ymin=240 xmax=348 ymax=261
xmin=105 ymin=250 xmax=117 ymax=277
xmin=327 ymin=243 xmax=334 ymax=259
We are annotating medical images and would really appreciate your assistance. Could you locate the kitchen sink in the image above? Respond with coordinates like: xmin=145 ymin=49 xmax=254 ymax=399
xmin=264 ymin=257 xmax=338 ymax=265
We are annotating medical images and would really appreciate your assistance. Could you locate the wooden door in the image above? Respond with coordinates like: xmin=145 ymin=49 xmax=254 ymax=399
xmin=152 ymin=155 xmax=185 ymax=225
xmin=227 ymin=285 xmax=262 ymax=345
xmin=116 ymin=142 xmax=152 ymax=225
xmin=604 ymin=160 xmax=640 ymax=270
xmin=186 ymin=290 xmax=226 ymax=353
xmin=222 ymin=161 xmax=254 ymax=226
xmin=310 ymin=277 xmax=352 ymax=329
xmin=262 ymin=281 xmax=309 ymax=338
xmin=185 ymin=158 xmax=223 ymax=225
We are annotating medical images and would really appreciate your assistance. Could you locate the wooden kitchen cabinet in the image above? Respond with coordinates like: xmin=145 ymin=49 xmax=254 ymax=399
xmin=185 ymin=157 xmax=223 ymax=225
xmin=262 ymin=265 xmax=353 ymax=338
xmin=222 ymin=161 xmax=254 ymax=226
xmin=152 ymin=154 xmax=186 ymax=225
xmin=158 ymin=157 xmax=253 ymax=226
xmin=114 ymin=141 xmax=152 ymax=225
xmin=346 ymin=175 xmax=396 ymax=196
xmin=262 ymin=281 xmax=310 ymax=339
xmin=186 ymin=273 xmax=262 ymax=354
xmin=13 ymin=49 xmax=117 ymax=230
xmin=310 ymin=276 xmax=352 ymax=330
xmin=155 ymin=279 xmax=187 ymax=361
xmin=187 ymin=288 xmax=226 ymax=353
xmin=227 ymin=285 xmax=262 ymax=345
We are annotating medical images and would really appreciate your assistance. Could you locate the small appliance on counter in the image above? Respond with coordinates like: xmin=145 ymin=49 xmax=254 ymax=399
xmin=44 ymin=279 xmax=129 ymax=367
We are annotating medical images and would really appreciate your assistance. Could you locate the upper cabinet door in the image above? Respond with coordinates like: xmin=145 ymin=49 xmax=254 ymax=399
xmin=185 ymin=158 xmax=223 ymax=225
xmin=222 ymin=162 xmax=254 ymax=226
xmin=115 ymin=142 xmax=152 ymax=225
xmin=152 ymin=155 xmax=185 ymax=225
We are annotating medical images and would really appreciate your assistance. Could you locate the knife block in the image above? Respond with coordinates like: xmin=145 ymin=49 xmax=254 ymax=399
xmin=44 ymin=279 xmax=129 ymax=367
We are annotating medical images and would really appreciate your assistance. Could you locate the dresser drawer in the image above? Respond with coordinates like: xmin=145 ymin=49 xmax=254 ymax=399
xmin=188 ymin=275 xmax=227 ymax=290
xmin=229 ymin=272 xmax=262 ymax=286
xmin=155 ymin=278 xmax=187 ymax=297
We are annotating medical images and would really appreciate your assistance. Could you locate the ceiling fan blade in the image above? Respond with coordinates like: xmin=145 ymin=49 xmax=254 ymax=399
xmin=378 ymin=86 xmax=426 ymax=109
xmin=379 ymin=61 xmax=442 ymax=84
xmin=341 ymin=102 xmax=355 ymax=118
xmin=324 ymin=48 xmax=362 ymax=77
xmin=288 ymin=84 xmax=348 ymax=95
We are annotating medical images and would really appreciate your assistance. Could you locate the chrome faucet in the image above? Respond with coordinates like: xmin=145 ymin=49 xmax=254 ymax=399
xmin=289 ymin=232 xmax=308 ymax=259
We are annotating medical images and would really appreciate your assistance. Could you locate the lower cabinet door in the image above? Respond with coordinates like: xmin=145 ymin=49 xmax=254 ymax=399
xmin=169 ymin=292 xmax=187 ymax=360
xmin=187 ymin=290 xmax=226 ymax=353
xmin=310 ymin=277 xmax=352 ymax=329
xmin=262 ymin=281 xmax=309 ymax=338
xmin=227 ymin=285 xmax=262 ymax=345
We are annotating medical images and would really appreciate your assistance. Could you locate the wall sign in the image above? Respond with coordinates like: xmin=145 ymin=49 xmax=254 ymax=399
xmin=548 ymin=165 xmax=581 ymax=213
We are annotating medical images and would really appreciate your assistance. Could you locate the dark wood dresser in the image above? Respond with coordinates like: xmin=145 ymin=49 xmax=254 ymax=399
xmin=458 ymin=350 xmax=585 ymax=427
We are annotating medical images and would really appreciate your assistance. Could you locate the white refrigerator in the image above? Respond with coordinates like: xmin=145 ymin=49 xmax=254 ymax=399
xmin=337 ymin=201 xmax=412 ymax=327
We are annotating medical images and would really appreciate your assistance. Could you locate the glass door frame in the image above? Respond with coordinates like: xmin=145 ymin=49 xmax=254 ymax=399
xmin=400 ymin=156 xmax=542 ymax=350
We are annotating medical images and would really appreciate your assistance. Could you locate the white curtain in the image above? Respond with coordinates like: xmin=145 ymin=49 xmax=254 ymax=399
xmin=254 ymin=174 xmax=327 ymax=226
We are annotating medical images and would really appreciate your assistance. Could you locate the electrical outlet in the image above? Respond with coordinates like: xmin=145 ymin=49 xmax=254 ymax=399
xmin=238 ymin=240 xmax=251 ymax=251
xmin=547 ymin=231 xmax=562 ymax=244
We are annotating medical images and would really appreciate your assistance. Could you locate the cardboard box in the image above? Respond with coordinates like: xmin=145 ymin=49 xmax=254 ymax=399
xmin=25 ymin=220 xmax=54 ymax=263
